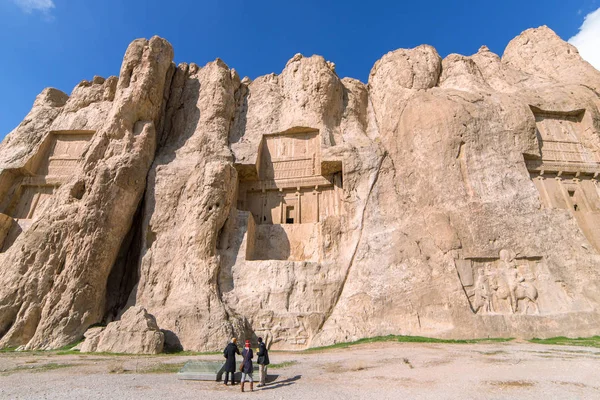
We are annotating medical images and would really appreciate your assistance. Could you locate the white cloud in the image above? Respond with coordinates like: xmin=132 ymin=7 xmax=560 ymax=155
xmin=12 ymin=0 xmax=55 ymax=14
xmin=568 ymin=7 xmax=600 ymax=70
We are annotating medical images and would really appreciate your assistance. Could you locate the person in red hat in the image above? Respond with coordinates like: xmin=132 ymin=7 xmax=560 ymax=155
xmin=240 ymin=339 xmax=254 ymax=392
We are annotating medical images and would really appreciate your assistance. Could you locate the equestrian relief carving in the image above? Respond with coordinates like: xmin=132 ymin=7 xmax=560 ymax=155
xmin=455 ymin=250 xmax=540 ymax=315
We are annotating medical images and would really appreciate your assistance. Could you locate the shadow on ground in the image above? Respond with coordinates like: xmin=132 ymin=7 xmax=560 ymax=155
xmin=259 ymin=375 xmax=302 ymax=390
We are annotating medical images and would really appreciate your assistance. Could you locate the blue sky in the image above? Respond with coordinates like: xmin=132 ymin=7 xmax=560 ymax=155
xmin=1 ymin=0 xmax=599 ymax=139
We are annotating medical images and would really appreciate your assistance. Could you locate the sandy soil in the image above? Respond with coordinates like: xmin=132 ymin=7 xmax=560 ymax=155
xmin=0 ymin=341 xmax=598 ymax=399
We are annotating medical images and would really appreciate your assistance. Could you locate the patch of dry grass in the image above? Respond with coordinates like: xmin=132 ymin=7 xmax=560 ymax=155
xmin=304 ymin=335 xmax=512 ymax=353
xmin=108 ymin=362 xmax=126 ymax=374
xmin=138 ymin=362 xmax=185 ymax=374
xmin=269 ymin=360 xmax=297 ymax=369
xmin=421 ymin=358 xmax=452 ymax=368
xmin=1 ymin=363 xmax=73 ymax=376
xmin=481 ymin=357 xmax=514 ymax=364
xmin=478 ymin=350 xmax=507 ymax=356
xmin=323 ymin=360 xmax=369 ymax=373
xmin=552 ymin=381 xmax=588 ymax=388
xmin=487 ymin=380 xmax=535 ymax=388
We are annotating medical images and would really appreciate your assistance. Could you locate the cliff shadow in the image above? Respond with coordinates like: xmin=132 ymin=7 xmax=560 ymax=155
xmin=155 ymin=75 xmax=201 ymax=165
xmin=162 ymin=329 xmax=184 ymax=353
xmin=103 ymin=192 xmax=145 ymax=323
xmin=228 ymin=84 xmax=248 ymax=145
xmin=248 ymin=224 xmax=292 ymax=261
xmin=103 ymin=74 xmax=202 ymax=323
xmin=0 ymin=219 xmax=22 ymax=253
xmin=218 ymin=214 xmax=293 ymax=292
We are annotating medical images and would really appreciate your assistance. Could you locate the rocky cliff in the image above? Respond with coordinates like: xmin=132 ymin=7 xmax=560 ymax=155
xmin=0 ymin=26 xmax=599 ymax=352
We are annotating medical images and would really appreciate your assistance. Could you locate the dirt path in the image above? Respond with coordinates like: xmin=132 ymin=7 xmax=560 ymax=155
xmin=0 ymin=341 xmax=599 ymax=399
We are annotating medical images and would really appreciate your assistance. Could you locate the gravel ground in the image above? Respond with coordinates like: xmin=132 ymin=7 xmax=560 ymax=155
xmin=0 ymin=341 xmax=598 ymax=399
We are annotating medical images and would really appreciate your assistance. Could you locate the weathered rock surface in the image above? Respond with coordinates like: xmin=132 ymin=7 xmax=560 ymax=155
xmin=80 ymin=306 xmax=164 ymax=354
xmin=0 ymin=36 xmax=174 ymax=350
xmin=0 ymin=26 xmax=600 ymax=352
xmin=130 ymin=60 xmax=242 ymax=351
xmin=77 ymin=326 xmax=105 ymax=352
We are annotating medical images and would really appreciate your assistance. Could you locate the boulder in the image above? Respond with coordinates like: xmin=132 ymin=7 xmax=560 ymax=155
xmin=78 ymin=327 xmax=105 ymax=352
xmin=81 ymin=307 xmax=164 ymax=354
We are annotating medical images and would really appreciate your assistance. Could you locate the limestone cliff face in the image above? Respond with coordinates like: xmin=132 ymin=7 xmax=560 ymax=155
xmin=0 ymin=37 xmax=173 ymax=349
xmin=1 ymin=27 xmax=600 ymax=352
xmin=130 ymin=60 xmax=242 ymax=351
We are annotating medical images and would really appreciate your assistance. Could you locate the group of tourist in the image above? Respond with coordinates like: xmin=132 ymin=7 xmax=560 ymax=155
xmin=223 ymin=337 xmax=270 ymax=392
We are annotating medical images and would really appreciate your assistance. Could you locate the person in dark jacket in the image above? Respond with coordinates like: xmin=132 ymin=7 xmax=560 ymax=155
xmin=256 ymin=337 xmax=270 ymax=387
xmin=241 ymin=339 xmax=254 ymax=392
xmin=223 ymin=338 xmax=240 ymax=386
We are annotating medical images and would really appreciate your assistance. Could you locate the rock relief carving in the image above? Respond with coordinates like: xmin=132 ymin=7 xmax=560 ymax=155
xmin=455 ymin=249 xmax=540 ymax=315
xmin=235 ymin=128 xmax=343 ymax=261
xmin=0 ymin=130 xmax=94 ymax=251
xmin=38 ymin=132 xmax=93 ymax=176
xmin=525 ymin=109 xmax=600 ymax=174
xmin=525 ymin=108 xmax=600 ymax=251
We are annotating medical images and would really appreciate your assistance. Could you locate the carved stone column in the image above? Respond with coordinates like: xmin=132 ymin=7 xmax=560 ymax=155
xmin=313 ymin=185 xmax=320 ymax=223
xmin=278 ymin=188 xmax=285 ymax=224
xmin=260 ymin=189 xmax=267 ymax=224
xmin=296 ymin=187 xmax=301 ymax=224
xmin=536 ymin=174 xmax=552 ymax=208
